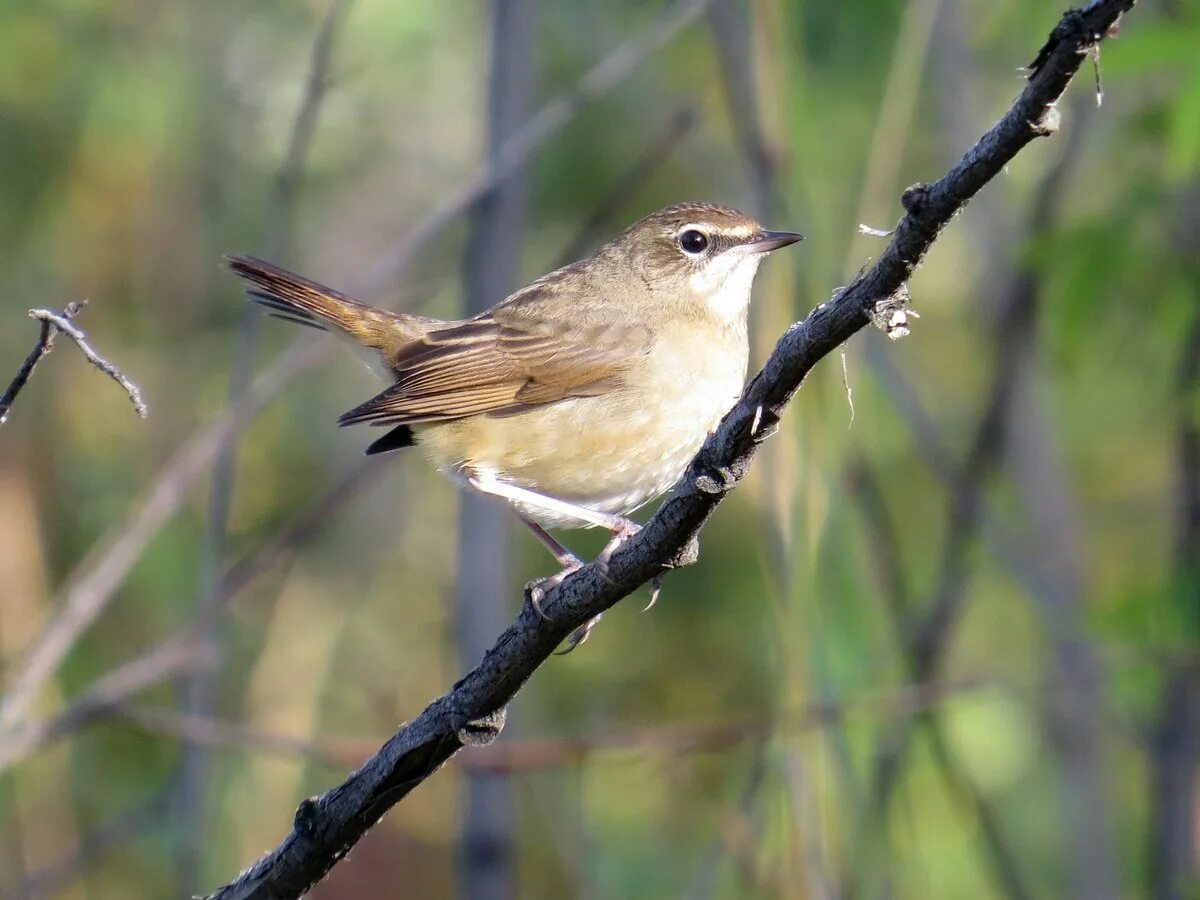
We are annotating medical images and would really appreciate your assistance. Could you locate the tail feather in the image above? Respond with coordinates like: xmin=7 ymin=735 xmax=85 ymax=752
xmin=226 ymin=255 xmax=423 ymax=350
xmin=244 ymin=289 xmax=326 ymax=330
xmin=364 ymin=424 xmax=416 ymax=455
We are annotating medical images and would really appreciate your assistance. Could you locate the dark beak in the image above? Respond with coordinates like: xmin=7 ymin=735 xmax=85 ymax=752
xmin=742 ymin=230 xmax=804 ymax=253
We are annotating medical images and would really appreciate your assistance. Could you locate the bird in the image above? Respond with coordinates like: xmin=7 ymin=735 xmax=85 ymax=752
xmin=228 ymin=202 xmax=802 ymax=649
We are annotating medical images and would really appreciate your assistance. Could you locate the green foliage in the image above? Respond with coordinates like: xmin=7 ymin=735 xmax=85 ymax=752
xmin=0 ymin=1 xmax=1196 ymax=897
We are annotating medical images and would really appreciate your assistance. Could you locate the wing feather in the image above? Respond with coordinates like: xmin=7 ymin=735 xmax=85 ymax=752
xmin=337 ymin=296 xmax=652 ymax=428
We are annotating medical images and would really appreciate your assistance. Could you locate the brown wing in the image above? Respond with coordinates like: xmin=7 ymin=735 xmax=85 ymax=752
xmin=337 ymin=309 xmax=652 ymax=427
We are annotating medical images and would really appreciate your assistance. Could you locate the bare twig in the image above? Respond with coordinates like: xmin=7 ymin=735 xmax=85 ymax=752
xmin=25 ymin=308 xmax=148 ymax=419
xmin=203 ymin=4 xmax=1136 ymax=896
xmin=0 ymin=302 xmax=146 ymax=426
xmin=1 ymin=315 xmax=64 ymax=427
xmin=0 ymin=0 xmax=724 ymax=738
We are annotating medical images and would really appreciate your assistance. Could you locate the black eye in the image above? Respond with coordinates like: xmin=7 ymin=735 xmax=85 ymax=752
xmin=679 ymin=229 xmax=709 ymax=255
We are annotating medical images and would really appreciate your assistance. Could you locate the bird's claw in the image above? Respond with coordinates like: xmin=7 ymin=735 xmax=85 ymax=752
xmin=597 ymin=520 xmax=641 ymax=570
xmin=555 ymin=614 xmax=603 ymax=655
xmin=525 ymin=559 xmax=583 ymax=622
xmin=643 ymin=572 xmax=665 ymax=612
xmin=546 ymin=517 xmax=659 ymax=654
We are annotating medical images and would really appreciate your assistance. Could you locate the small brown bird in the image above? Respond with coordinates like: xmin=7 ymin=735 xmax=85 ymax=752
xmin=229 ymin=202 xmax=801 ymax=648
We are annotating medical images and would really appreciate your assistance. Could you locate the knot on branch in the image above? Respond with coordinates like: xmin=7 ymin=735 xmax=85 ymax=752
xmin=294 ymin=797 xmax=321 ymax=835
xmin=747 ymin=404 xmax=780 ymax=443
xmin=900 ymin=183 xmax=930 ymax=215
xmin=870 ymin=284 xmax=916 ymax=340
xmin=664 ymin=534 xmax=700 ymax=570
xmin=452 ymin=707 xmax=507 ymax=747
xmin=694 ymin=461 xmax=737 ymax=495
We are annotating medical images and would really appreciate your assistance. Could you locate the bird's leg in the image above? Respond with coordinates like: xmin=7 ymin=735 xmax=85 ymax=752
xmin=467 ymin=472 xmax=638 ymax=532
xmin=520 ymin=518 xmax=582 ymax=621
xmin=467 ymin=472 xmax=653 ymax=650
xmin=555 ymin=513 xmax=655 ymax=652
xmin=522 ymin=518 xmax=582 ymax=568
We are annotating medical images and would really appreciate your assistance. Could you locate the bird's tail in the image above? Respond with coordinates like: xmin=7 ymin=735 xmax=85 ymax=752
xmin=226 ymin=255 xmax=425 ymax=350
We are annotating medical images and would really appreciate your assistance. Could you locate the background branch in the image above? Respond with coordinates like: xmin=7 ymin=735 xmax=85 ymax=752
xmin=855 ymin=106 xmax=1089 ymax=845
xmin=455 ymin=1 xmax=536 ymax=896
xmin=177 ymin=2 xmax=351 ymax=889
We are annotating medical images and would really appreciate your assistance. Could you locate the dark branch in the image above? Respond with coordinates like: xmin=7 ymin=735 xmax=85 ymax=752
xmin=0 ymin=317 xmax=59 ymax=426
xmin=206 ymin=2 xmax=1136 ymax=896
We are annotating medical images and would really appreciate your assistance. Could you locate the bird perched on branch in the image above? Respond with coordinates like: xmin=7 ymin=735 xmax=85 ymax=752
xmin=228 ymin=202 xmax=801 ymax=649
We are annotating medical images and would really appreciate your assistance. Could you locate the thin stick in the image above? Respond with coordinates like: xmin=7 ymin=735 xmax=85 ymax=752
xmin=24 ymin=308 xmax=148 ymax=418
xmin=1 ymin=302 xmax=146 ymax=426
xmin=0 ymin=320 xmax=55 ymax=426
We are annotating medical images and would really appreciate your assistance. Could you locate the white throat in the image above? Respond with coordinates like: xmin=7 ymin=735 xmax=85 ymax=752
xmin=689 ymin=252 xmax=763 ymax=320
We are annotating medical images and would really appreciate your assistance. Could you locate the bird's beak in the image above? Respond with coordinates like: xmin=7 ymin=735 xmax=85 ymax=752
xmin=741 ymin=230 xmax=804 ymax=254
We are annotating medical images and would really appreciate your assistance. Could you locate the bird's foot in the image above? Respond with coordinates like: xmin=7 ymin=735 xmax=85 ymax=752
xmin=555 ymin=613 xmax=603 ymax=655
xmin=596 ymin=517 xmax=642 ymax=568
xmin=643 ymin=572 xmax=665 ymax=612
xmin=594 ymin=519 xmax=671 ymax=614
xmin=525 ymin=556 xmax=583 ymax=622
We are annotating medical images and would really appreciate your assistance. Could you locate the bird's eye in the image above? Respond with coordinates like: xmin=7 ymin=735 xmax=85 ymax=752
xmin=679 ymin=229 xmax=709 ymax=255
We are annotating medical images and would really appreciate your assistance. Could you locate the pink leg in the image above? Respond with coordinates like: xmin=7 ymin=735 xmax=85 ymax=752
xmin=467 ymin=473 xmax=661 ymax=652
xmin=522 ymin=518 xmax=581 ymax=568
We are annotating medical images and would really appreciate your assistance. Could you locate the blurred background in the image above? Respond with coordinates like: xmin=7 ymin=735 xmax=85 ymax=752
xmin=0 ymin=0 xmax=1196 ymax=897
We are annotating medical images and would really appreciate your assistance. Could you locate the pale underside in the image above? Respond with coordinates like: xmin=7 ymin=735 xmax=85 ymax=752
xmin=413 ymin=333 xmax=747 ymax=528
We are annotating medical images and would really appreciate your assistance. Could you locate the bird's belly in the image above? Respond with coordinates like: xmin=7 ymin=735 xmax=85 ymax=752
xmin=414 ymin=366 xmax=744 ymax=529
